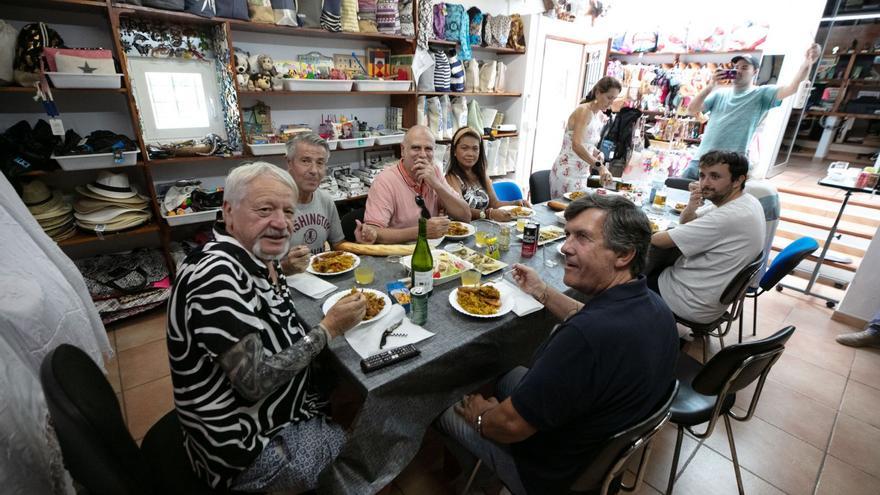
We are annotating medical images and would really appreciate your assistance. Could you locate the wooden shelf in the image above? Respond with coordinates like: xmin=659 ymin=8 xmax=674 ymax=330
xmin=110 ymin=3 xmax=222 ymax=25
xmin=427 ymin=39 xmax=525 ymax=55
xmin=58 ymin=222 xmax=160 ymax=248
xmin=610 ymin=49 xmax=760 ymax=57
xmin=227 ymin=18 xmax=413 ymax=44
xmin=436 ymin=132 xmax=519 ymax=143
xmin=0 ymin=86 xmax=127 ymax=94
xmin=146 ymin=155 xmax=244 ymax=165
xmin=805 ymin=110 xmax=880 ymax=120
xmin=6 ymin=0 xmax=109 ymax=13
xmin=335 ymin=194 xmax=367 ymax=203
xmin=417 ymin=91 xmax=521 ymax=97
xmin=238 ymin=90 xmax=415 ymax=96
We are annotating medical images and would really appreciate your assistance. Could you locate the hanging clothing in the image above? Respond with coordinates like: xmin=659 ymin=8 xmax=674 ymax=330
xmin=549 ymin=111 xmax=606 ymax=198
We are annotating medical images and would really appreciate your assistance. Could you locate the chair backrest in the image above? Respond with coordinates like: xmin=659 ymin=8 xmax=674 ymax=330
xmin=340 ymin=207 xmax=365 ymax=242
xmin=693 ymin=326 xmax=795 ymax=397
xmin=665 ymin=177 xmax=694 ymax=191
xmin=569 ymin=381 xmax=679 ymax=494
xmin=40 ymin=344 xmax=154 ymax=495
xmin=492 ymin=180 xmax=524 ymax=201
xmin=745 ymin=180 xmax=781 ymax=284
xmin=759 ymin=237 xmax=819 ymax=290
xmin=529 ymin=170 xmax=551 ymax=203
xmin=719 ymin=255 xmax=764 ymax=305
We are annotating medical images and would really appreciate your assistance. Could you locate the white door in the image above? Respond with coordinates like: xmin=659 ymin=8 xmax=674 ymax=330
xmin=529 ymin=37 xmax=588 ymax=176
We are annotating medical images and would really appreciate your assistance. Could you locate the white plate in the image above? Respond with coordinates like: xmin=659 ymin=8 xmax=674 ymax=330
xmin=306 ymin=251 xmax=361 ymax=276
xmin=445 ymin=244 xmax=507 ymax=275
xmin=448 ymin=283 xmax=513 ymax=318
xmin=517 ymin=225 xmax=565 ymax=246
xmin=428 ymin=236 xmax=445 ymax=248
xmin=498 ymin=205 xmax=535 ymax=218
xmin=554 ymin=211 xmax=566 ymax=223
xmin=400 ymin=249 xmax=473 ymax=285
xmin=446 ymin=222 xmax=476 ymax=240
xmin=321 ymin=288 xmax=392 ymax=326
xmin=563 ymin=191 xmax=590 ymax=201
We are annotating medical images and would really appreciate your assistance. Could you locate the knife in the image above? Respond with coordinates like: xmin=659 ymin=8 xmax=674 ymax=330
xmin=379 ymin=319 xmax=404 ymax=350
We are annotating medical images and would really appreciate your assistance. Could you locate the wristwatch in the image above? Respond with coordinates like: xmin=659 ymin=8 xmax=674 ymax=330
xmin=479 ymin=209 xmax=487 ymax=220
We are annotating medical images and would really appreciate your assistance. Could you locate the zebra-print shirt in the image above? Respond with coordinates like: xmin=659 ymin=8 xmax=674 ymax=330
xmin=167 ymin=229 xmax=325 ymax=489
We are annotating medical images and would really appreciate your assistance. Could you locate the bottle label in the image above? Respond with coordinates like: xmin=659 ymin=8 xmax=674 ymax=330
xmin=413 ymin=270 xmax=433 ymax=293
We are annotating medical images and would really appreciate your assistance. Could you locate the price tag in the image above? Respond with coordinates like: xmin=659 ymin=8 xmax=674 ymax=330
xmin=95 ymin=224 xmax=105 ymax=240
xmin=49 ymin=118 xmax=65 ymax=136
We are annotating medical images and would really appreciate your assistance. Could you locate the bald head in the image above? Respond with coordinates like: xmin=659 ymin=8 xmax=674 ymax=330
xmin=400 ymin=125 xmax=436 ymax=173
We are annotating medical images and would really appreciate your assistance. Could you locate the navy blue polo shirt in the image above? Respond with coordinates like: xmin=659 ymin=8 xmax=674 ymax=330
xmin=510 ymin=276 xmax=679 ymax=493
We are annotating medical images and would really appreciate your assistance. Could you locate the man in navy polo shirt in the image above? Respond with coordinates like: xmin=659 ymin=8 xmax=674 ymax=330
xmin=438 ymin=194 xmax=679 ymax=494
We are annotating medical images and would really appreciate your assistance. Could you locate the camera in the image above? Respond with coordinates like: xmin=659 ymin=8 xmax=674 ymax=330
xmin=721 ymin=69 xmax=738 ymax=80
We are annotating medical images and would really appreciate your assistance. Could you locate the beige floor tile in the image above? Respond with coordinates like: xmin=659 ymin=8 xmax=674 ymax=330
xmin=828 ymin=413 xmax=880 ymax=480
xmin=850 ymin=349 xmax=880 ymax=391
xmin=766 ymin=353 xmax=847 ymax=408
xmin=841 ymin=380 xmax=880 ymax=429
xmin=105 ymin=351 xmax=122 ymax=393
xmin=671 ymin=444 xmax=785 ymax=495
xmin=123 ymin=375 xmax=174 ymax=441
xmin=782 ymin=325 xmax=855 ymax=377
xmin=118 ymin=339 xmax=170 ymax=391
xmin=112 ymin=309 xmax=166 ymax=352
xmin=701 ymin=415 xmax=823 ymax=495
xmin=785 ymin=301 xmax=859 ymax=337
xmin=641 ymin=423 xmax=700 ymax=491
xmin=816 ymin=455 xmax=880 ymax=495
xmin=734 ymin=378 xmax=837 ymax=450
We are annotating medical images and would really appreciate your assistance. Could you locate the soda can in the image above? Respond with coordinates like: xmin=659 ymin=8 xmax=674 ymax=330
xmin=521 ymin=223 xmax=539 ymax=258
xmin=410 ymin=286 xmax=428 ymax=326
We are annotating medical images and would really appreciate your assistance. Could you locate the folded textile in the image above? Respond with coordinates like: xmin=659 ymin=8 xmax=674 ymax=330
xmin=287 ymin=273 xmax=337 ymax=299
xmin=344 ymin=304 xmax=434 ymax=358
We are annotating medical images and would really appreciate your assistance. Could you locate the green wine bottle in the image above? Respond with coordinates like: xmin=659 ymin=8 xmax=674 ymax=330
xmin=411 ymin=216 xmax=434 ymax=294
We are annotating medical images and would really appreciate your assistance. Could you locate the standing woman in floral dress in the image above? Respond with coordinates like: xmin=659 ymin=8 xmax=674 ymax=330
xmin=549 ymin=76 xmax=621 ymax=198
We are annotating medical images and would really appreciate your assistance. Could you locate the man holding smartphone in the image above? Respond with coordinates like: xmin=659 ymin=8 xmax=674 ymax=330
xmin=679 ymin=43 xmax=821 ymax=180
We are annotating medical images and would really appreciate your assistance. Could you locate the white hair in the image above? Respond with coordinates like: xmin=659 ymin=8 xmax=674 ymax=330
xmin=285 ymin=132 xmax=330 ymax=161
xmin=224 ymin=161 xmax=298 ymax=206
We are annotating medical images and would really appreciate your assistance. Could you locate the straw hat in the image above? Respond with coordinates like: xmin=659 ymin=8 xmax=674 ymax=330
xmin=75 ymin=186 xmax=148 ymax=205
xmin=22 ymin=180 xmax=68 ymax=216
xmin=74 ymin=206 xmax=151 ymax=223
xmin=84 ymin=171 xmax=138 ymax=199
xmin=39 ymin=214 xmax=74 ymax=230
xmin=76 ymin=211 xmax=151 ymax=232
xmin=32 ymin=202 xmax=73 ymax=221
xmin=74 ymin=196 xmax=149 ymax=213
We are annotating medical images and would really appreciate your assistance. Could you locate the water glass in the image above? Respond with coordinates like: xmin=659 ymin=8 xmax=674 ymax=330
xmin=516 ymin=218 xmax=528 ymax=232
xmin=475 ymin=229 xmax=490 ymax=248
xmin=542 ymin=245 xmax=558 ymax=268
xmin=354 ymin=263 xmax=375 ymax=285
xmin=460 ymin=269 xmax=481 ymax=287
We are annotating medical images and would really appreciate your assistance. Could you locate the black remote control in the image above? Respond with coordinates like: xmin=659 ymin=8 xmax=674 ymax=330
xmin=361 ymin=344 xmax=420 ymax=373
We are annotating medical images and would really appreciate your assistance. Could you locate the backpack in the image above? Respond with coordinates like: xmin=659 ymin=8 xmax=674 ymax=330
xmin=600 ymin=107 xmax=643 ymax=167
xmin=13 ymin=23 xmax=64 ymax=87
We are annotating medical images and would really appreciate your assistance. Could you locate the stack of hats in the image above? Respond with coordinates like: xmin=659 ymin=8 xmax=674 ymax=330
xmin=74 ymin=171 xmax=152 ymax=233
xmin=22 ymin=180 xmax=76 ymax=241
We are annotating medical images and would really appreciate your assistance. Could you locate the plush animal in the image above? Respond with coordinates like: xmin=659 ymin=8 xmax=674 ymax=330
xmin=254 ymin=73 xmax=272 ymax=91
xmin=256 ymin=54 xmax=277 ymax=78
xmin=233 ymin=49 xmax=252 ymax=89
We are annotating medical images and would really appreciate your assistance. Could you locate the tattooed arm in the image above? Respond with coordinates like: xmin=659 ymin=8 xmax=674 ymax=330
xmin=218 ymin=326 xmax=329 ymax=402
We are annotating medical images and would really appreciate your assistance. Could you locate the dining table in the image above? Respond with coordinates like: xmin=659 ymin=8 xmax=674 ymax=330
xmin=298 ymin=196 xmax=679 ymax=494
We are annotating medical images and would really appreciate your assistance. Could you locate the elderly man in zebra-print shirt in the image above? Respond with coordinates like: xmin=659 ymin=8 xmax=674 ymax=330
xmin=166 ymin=162 xmax=366 ymax=492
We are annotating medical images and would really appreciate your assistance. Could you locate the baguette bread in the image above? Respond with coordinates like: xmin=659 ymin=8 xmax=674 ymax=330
xmin=547 ymin=200 xmax=568 ymax=212
xmin=336 ymin=241 xmax=416 ymax=256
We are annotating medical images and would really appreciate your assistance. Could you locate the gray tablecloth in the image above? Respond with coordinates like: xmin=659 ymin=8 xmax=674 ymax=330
xmin=293 ymin=203 xmax=572 ymax=494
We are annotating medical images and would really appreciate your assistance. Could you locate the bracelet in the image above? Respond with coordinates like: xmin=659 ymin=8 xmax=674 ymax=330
xmin=476 ymin=411 xmax=485 ymax=437
xmin=536 ymin=283 xmax=549 ymax=305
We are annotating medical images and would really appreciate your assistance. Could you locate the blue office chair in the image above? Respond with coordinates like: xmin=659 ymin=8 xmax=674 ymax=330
xmin=741 ymin=237 xmax=819 ymax=341
xmin=492 ymin=181 xmax=524 ymax=201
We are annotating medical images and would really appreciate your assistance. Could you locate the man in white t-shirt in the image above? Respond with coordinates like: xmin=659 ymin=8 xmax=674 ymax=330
xmin=649 ymin=150 xmax=765 ymax=324
xmin=280 ymin=133 xmax=346 ymax=275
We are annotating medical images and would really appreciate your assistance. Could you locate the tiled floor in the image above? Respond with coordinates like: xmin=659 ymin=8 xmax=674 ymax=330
xmin=103 ymin=160 xmax=880 ymax=494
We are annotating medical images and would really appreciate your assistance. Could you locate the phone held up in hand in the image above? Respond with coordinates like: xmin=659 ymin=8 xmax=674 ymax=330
xmin=721 ymin=69 xmax=738 ymax=81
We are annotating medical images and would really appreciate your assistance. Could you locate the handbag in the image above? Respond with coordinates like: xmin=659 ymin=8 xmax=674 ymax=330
xmin=432 ymin=50 xmax=450 ymax=92
xmin=494 ymin=61 xmax=506 ymax=93
xmin=43 ymin=48 xmax=116 ymax=74
xmin=398 ymin=0 xmax=414 ymax=37
xmin=432 ymin=3 xmax=446 ymax=39
xmin=451 ymin=96 xmax=468 ymax=131
xmin=448 ymin=51 xmax=464 ymax=92
xmin=463 ymin=59 xmax=478 ymax=92
xmin=479 ymin=60 xmax=496 ymax=93
xmin=13 ymin=23 xmax=64 ymax=87
xmin=376 ymin=0 xmax=400 ymax=34
xmin=297 ymin=0 xmax=322 ymax=27
xmin=358 ymin=0 xmax=378 ymax=32
xmin=508 ymin=14 xmax=525 ymax=50
xmin=271 ymin=0 xmax=297 ymax=26
xmin=185 ymin=0 xmax=216 ymax=17
xmin=484 ymin=14 xmax=510 ymax=48
xmin=467 ymin=7 xmax=483 ymax=46
xmin=321 ymin=0 xmax=343 ymax=32
xmin=216 ymin=0 xmax=249 ymax=20
xmin=341 ymin=0 xmax=360 ymax=32
xmin=247 ymin=0 xmax=275 ymax=23
xmin=467 ymin=98 xmax=484 ymax=132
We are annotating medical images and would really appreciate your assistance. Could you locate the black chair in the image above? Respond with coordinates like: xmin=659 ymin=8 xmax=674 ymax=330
xmin=340 ymin=207 xmax=365 ymax=242
xmin=569 ymin=381 xmax=679 ymax=495
xmin=666 ymin=326 xmax=795 ymax=495
xmin=674 ymin=255 xmax=764 ymax=363
xmin=530 ymin=170 xmax=551 ymax=203
xmin=665 ymin=177 xmax=695 ymax=191
xmin=40 ymin=344 xmax=243 ymax=495
xmin=461 ymin=382 xmax=679 ymax=495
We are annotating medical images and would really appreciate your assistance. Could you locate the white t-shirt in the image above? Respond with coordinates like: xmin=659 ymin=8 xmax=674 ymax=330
xmin=660 ymin=193 xmax=765 ymax=323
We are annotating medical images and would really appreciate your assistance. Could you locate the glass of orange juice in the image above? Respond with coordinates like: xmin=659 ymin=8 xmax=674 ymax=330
xmin=475 ymin=229 xmax=490 ymax=248
xmin=460 ymin=269 xmax=481 ymax=287
xmin=354 ymin=263 xmax=374 ymax=285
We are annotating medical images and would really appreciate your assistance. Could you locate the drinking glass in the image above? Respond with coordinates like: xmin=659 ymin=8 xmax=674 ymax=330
xmin=516 ymin=218 xmax=528 ymax=232
xmin=460 ymin=269 xmax=481 ymax=287
xmin=354 ymin=263 xmax=375 ymax=285
xmin=542 ymin=245 xmax=558 ymax=268
xmin=653 ymin=190 xmax=667 ymax=209
xmin=475 ymin=229 xmax=490 ymax=248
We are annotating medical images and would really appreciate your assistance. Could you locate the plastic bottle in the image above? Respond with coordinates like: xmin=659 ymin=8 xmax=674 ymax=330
xmin=648 ymin=167 xmax=668 ymax=205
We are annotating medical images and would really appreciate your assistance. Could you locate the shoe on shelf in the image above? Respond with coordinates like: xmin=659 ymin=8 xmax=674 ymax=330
xmin=836 ymin=329 xmax=880 ymax=348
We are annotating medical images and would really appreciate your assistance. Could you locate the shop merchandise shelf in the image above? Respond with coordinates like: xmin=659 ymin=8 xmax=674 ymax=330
xmin=58 ymin=222 xmax=161 ymax=248
xmin=436 ymin=132 xmax=519 ymax=144
xmin=806 ymin=110 xmax=880 ymax=120
xmin=163 ymin=209 xmax=220 ymax=227
xmin=145 ymin=155 xmax=245 ymax=165
xmin=227 ymin=18 xmax=413 ymax=44
xmin=238 ymin=89 xmax=414 ymax=96
xmin=427 ymin=39 xmax=525 ymax=55
xmin=609 ymin=49 xmax=761 ymax=56
xmin=7 ymin=0 xmax=108 ymax=13
xmin=53 ymin=150 xmax=139 ymax=171
xmin=416 ymin=91 xmax=522 ymax=97
xmin=0 ymin=86 xmax=128 ymax=94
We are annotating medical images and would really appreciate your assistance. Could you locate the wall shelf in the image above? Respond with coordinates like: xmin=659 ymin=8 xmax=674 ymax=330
xmin=58 ymin=222 xmax=161 ymax=248
xmin=227 ymin=19 xmax=413 ymax=44
xmin=238 ymin=90 xmax=415 ymax=96
xmin=417 ymin=91 xmax=522 ymax=97
xmin=0 ymin=86 xmax=128 ymax=94
xmin=427 ymin=39 xmax=525 ymax=55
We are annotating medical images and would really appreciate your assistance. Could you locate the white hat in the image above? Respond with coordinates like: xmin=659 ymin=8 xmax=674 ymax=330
xmin=76 ymin=211 xmax=151 ymax=232
xmin=75 ymin=186 xmax=148 ymax=205
xmin=74 ymin=196 xmax=149 ymax=212
xmin=74 ymin=206 xmax=150 ymax=223
xmin=85 ymin=171 xmax=138 ymax=199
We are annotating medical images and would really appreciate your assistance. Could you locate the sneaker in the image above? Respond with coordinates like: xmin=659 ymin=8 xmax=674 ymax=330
xmin=836 ymin=329 xmax=880 ymax=348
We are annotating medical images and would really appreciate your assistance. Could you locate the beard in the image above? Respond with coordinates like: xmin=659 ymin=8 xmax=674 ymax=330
xmin=252 ymin=227 xmax=291 ymax=261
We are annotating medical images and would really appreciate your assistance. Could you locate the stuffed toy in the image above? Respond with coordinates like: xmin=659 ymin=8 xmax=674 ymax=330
xmin=256 ymin=54 xmax=277 ymax=78
xmin=254 ymin=73 xmax=272 ymax=91
xmin=233 ymin=49 xmax=252 ymax=89
xmin=508 ymin=14 xmax=525 ymax=51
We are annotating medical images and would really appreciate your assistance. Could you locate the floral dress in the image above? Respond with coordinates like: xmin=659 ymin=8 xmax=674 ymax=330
xmin=549 ymin=110 xmax=605 ymax=198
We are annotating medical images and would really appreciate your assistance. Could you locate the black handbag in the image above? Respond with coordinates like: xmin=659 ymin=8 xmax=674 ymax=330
xmin=216 ymin=0 xmax=249 ymax=19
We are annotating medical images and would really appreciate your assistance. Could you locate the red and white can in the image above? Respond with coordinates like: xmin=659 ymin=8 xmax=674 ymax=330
xmin=521 ymin=223 xmax=539 ymax=258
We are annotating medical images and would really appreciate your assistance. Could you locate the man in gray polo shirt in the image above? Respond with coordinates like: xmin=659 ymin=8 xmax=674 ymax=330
xmin=280 ymin=133 xmax=345 ymax=275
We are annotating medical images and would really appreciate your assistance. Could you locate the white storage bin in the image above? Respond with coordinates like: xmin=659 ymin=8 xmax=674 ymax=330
xmin=47 ymin=72 xmax=123 ymax=89
xmin=352 ymin=80 xmax=413 ymax=92
xmin=336 ymin=137 xmax=376 ymax=149
xmin=375 ymin=133 xmax=405 ymax=145
xmin=326 ymin=140 xmax=338 ymax=150
xmin=282 ymin=79 xmax=353 ymax=92
xmin=163 ymin=209 xmax=220 ymax=227
xmin=248 ymin=143 xmax=287 ymax=156
xmin=52 ymin=150 xmax=139 ymax=171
